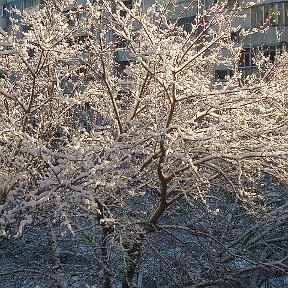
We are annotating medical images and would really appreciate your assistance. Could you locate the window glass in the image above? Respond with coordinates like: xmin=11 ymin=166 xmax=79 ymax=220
xmin=285 ymin=2 xmax=288 ymax=24
xmin=264 ymin=4 xmax=276 ymax=25
xmin=277 ymin=43 xmax=287 ymax=54
xmin=177 ymin=16 xmax=195 ymax=33
xmin=2 ymin=4 xmax=7 ymax=17
xmin=120 ymin=0 xmax=132 ymax=17
xmin=231 ymin=31 xmax=240 ymax=43
xmin=263 ymin=45 xmax=277 ymax=62
xmin=269 ymin=46 xmax=276 ymax=62
xmin=277 ymin=3 xmax=284 ymax=25
xmin=227 ymin=0 xmax=238 ymax=6
xmin=250 ymin=2 xmax=288 ymax=27
xmin=245 ymin=8 xmax=251 ymax=28
xmin=215 ymin=69 xmax=233 ymax=81
xmin=239 ymin=48 xmax=255 ymax=67
xmin=251 ymin=6 xmax=264 ymax=27
xmin=244 ymin=51 xmax=251 ymax=66
xmin=24 ymin=0 xmax=40 ymax=8
xmin=251 ymin=6 xmax=257 ymax=27
xmin=257 ymin=6 xmax=264 ymax=27
xmin=0 ymin=70 xmax=6 ymax=80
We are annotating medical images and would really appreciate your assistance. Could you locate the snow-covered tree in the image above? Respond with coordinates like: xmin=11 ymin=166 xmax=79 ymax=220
xmin=0 ymin=0 xmax=287 ymax=287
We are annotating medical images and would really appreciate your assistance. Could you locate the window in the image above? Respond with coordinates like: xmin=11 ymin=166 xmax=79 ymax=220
xmin=77 ymin=66 xmax=87 ymax=75
xmin=231 ymin=31 xmax=240 ymax=43
xmin=2 ymin=4 xmax=7 ymax=17
xmin=64 ymin=10 xmax=76 ymax=26
xmin=155 ymin=3 xmax=160 ymax=12
xmin=22 ymin=24 xmax=32 ymax=33
xmin=239 ymin=48 xmax=255 ymax=68
xmin=116 ymin=34 xmax=129 ymax=49
xmin=28 ymin=48 xmax=35 ymax=57
xmin=6 ymin=5 xmax=17 ymax=18
xmin=239 ymin=44 xmax=286 ymax=68
xmin=24 ymin=0 xmax=40 ymax=9
xmin=120 ymin=0 xmax=132 ymax=17
xmin=177 ymin=16 xmax=195 ymax=33
xmin=0 ymin=70 xmax=6 ymax=80
xmin=277 ymin=42 xmax=287 ymax=54
xmin=250 ymin=2 xmax=288 ymax=27
xmin=277 ymin=3 xmax=285 ymax=25
xmin=261 ymin=44 xmax=287 ymax=62
xmin=264 ymin=4 xmax=277 ymax=25
xmin=213 ymin=0 xmax=238 ymax=8
xmin=263 ymin=45 xmax=276 ymax=62
xmin=77 ymin=10 xmax=86 ymax=21
xmin=117 ymin=60 xmax=129 ymax=76
xmin=285 ymin=2 xmax=288 ymax=25
xmin=251 ymin=5 xmax=264 ymax=27
xmin=227 ymin=0 xmax=238 ymax=6
xmin=215 ymin=69 xmax=234 ymax=81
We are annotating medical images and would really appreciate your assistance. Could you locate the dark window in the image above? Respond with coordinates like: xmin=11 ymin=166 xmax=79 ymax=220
xmin=67 ymin=35 xmax=90 ymax=48
xmin=116 ymin=35 xmax=129 ymax=49
xmin=177 ymin=16 xmax=195 ymax=33
xmin=78 ymin=35 xmax=89 ymax=44
xmin=263 ymin=45 xmax=276 ymax=62
xmin=0 ymin=70 xmax=6 ymax=79
xmin=28 ymin=48 xmax=35 ymax=57
xmin=66 ymin=12 xmax=76 ymax=26
xmin=264 ymin=4 xmax=277 ymax=25
xmin=227 ymin=0 xmax=238 ymax=6
xmin=250 ymin=3 xmax=286 ymax=27
xmin=251 ymin=5 xmax=264 ymax=27
xmin=117 ymin=60 xmax=129 ymax=76
xmin=3 ymin=4 xmax=7 ymax=17
xmin=8 ymin=5 xmax=17 ymax=18
xmin=231 ymin=31 xmax=240 ymax=43
xmin=261 ymin=44 xmax=286 ymax=62
xmin=239 ymin=48 xmax=255 ymax=67
xmin=215 ymin=69 xmax=234 ymax=81
xmin=120 ymin=0 xmax=132 ymax=17
xmin=22 ymin=24 xmax=32 ymax=33
xmin=284 ymin=2 xmax=288 ymax=25
xmin=0 ymin=5 xmax=4 ymax=17
xmin=24 ymin=0 xmax=40 ymax=9
xmin=77 ymin=67 xmax=87 ymax=75
xmin=277 ymin=42 xmax=287 ymax=54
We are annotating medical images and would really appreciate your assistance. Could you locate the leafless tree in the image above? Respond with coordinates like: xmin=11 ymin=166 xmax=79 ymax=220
xmin=0 ymin=1 xmax=287 ymax=287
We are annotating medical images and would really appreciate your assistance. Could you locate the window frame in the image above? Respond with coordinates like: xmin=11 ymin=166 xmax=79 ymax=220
xmin=24 ymin=0 xmax=40 ymax=9
xmin=250 ymin=2 xmax=288 ymax=27
xmin=227 ymin=0 xmax=238 ymax=7
xmin=177 ymin=16 xmax=195 ymax=33
xmin=214 ymin=69 xmax=234 ymax=82
xmin=239 ymin=47 xmax=256 ymax=68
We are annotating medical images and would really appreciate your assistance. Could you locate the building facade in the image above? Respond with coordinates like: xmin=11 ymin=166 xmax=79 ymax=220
xmin=0 ymin=0 xmax=42 ymax=31
xmin=235 ymin=0 xmax=288 ymax=73
xmin=118 ymin=0 xmax=288 ymax=78
xmin=1 ymin=0 xmax=288 ymax=77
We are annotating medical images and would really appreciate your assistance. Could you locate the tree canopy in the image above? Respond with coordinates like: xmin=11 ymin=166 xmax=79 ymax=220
xmin=0 ymin=1 xmax=287 ymax=287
